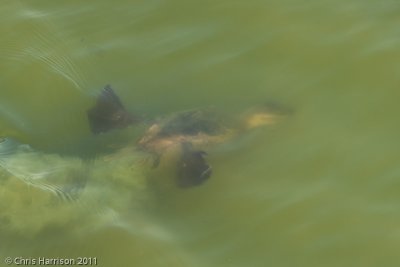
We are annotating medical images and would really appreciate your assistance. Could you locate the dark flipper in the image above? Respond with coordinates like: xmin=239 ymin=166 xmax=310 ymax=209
xmin=176 ymin=142 xmax=212 ymax=188
xmin=87 ymin=85 xmax=136 ymax=134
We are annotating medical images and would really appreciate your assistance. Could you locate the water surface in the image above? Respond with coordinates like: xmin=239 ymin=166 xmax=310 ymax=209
xmin=1 ymin=1 xmax=400 ymax=266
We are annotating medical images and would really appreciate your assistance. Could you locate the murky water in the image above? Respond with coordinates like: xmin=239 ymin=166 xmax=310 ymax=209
xmin=1 ymin=0 xmax=400 ymax=266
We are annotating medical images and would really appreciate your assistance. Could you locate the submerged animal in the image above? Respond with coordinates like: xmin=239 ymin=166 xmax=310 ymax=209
xmin=0 ymin=85 xmax=288 ymax=199
xmin=0 ymin=84 xmax=290 ymax=241
xmin=0 ymin=85 xmax=289 ymax=236
xmin=86 ymin=85 xmax=289 ymax=188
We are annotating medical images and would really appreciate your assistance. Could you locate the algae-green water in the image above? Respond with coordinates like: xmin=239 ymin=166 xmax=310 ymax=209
xmin=1 ymin=1 xmax=400 ymax=266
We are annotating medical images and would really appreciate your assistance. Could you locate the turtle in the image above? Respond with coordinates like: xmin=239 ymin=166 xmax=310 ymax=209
xmin=0 ymin=85 xmax=289 ymax=194
xmin=0 ymin=85 xmax=289 ymax=236
xmin=86 ymin=85 xmax=290 ymax=188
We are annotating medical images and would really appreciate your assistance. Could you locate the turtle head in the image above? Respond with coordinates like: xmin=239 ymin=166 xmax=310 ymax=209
xmin=242 ymin=101 xmax=293 ymax=130
xmin=176 ymin=143 xmax=212 ymax=188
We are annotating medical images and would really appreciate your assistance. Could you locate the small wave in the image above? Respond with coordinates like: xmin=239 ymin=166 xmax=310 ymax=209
xmin=0 ymin=2 xmax=91 ymax=93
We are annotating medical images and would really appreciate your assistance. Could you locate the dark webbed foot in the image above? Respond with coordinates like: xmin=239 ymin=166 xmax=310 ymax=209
xmin=87 ymin=85 xmax=136 ymax=134
xmin=177 ymin=142 xmax=212 ymax=188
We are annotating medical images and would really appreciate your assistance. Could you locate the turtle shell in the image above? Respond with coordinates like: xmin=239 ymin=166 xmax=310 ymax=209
xmin=156 ymin=110 xmax=224 ymax=137
xmin=138 ymin=109 xmax=232 ymax=153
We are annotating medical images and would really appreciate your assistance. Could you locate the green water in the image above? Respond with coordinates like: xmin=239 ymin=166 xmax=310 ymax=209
xmin=1 ymin=0 xmax=400 ymax=266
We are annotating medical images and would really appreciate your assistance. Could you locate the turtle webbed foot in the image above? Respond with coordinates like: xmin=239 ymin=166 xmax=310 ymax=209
xmin=176 ymin=143 xmax=212 ymax=188
xmin=87 ymin=85 xmax=136 ymax=134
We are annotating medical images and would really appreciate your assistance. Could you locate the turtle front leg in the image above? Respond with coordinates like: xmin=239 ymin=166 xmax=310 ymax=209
xmin=176 ymin=142 xmax=212 ymax=188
